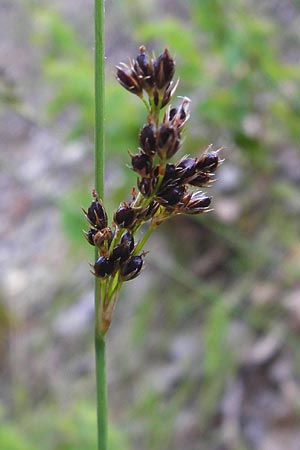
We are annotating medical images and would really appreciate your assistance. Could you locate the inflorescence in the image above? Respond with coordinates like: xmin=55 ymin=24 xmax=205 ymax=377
xmin=84 ymin=46 xmax=223 ymax=334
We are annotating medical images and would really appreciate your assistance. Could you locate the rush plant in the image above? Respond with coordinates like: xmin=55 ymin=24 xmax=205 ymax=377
xmin=85 ymin=45 xmax=222 ymax=336
xmin=91 ymin=4 xmax=222 ymax=448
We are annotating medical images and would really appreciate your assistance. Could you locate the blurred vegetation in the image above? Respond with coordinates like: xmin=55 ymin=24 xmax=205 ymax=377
xmin=0 ymin=402 xmax=128 ymax=450
xmin=2 ymin=1 xmax=300 ymax=449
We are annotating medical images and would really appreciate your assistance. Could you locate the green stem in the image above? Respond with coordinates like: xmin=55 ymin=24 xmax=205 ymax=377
xmin=107 ymin=272 xmax=120 ymax=300
xmin=140 ymin=95 xmax=151 ymax=113
xmin=94 ymin=0 xmax=105 ymax=200
xmin=94 ymin=1 xmax=107 ymax=450
xmin=134 ymin=224 xmax=156 ymax=255
xmin=95 ymin=333 xmax=108 ymax=450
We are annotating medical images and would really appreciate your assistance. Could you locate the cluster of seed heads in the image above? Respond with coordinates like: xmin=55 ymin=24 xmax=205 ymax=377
xmin=83 ymin=193 xmax=144 ymax=281
xmin=84 ymin=46 xmax=222 ymax=287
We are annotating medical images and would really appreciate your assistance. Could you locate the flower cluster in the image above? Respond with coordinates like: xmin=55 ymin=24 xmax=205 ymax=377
xmin=83 ymin=193 xmax=143 ymax=282
xmin=116 ymin=45 xmax=177 ymax=109
xmin=84 ymin=46 xmax=222 ymax=334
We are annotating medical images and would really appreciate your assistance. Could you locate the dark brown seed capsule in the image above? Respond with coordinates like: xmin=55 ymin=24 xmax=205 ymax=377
xmin=154 ymin=48 xmax=175 ymax=90
xmin=159 ymin=163 xmax=179 ymax=188
xmin=137 ymin=177 xmax=156 ymax=197
xmin=94 ymin=256 xmax=115 ymax=278
xmin=120 ymin=255 xmax=143 ymax=281
xmin=116 ymin=67 xmax=143 ymax=96
xmin=86 ymin=199 xmax=108 ymax=229
xmin=139 ymin=124 xmax=157 ymax=155
xmin=131 ymin=153 xmax=152 ymax=177
xmin=164 ymin=96 xmax=190 ymax=127
xmin=112 ymin=231 xmax=135 ymax=262
xmin=188 ymin=194 xmax=211 ymax=210
xmin=134 ymin=46 xmax=154 ymax=89
xmin=188 ymin=172 xmax=212 ymax=187
xmin=114 ymin=204 xmax=136 ymax=228
xmin=196 ymin=152 xmax=219 ymax=172
xmin=176 ymin=158 xmax=197 ymax=180
xmin=136 ymin=48 xmax=150 ymax=75
xmin=84 ymin=228 xmax=97 ymax=246
xmin=142 ymin=201 xmax=160 ymax=221
xmin=157 ymin=125 xmax=180 ymax=159
xmin=169 ymin=107 xmax=177 ymax=121
xmin=157 ymin=124 xmax=173 ymax=147
xmin=164 ymin=163 xmax=177 ymax=179
xmin=112 ymin=244 xmax=131 ymax=263
xmin=157 ymin=185 xmax=185 ymax=206
xmin=120 ymin=231 xmax=135 ymax=252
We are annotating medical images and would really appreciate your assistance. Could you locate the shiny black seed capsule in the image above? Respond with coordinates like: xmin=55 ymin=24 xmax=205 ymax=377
xmin=157 ymin=125 xmax=180 ymax=159
xmin=196 ymin=152 xmax=219 ymax=172
xmin=120 ymin=255 xmax=143 ymax=281
xmin=135 ymin=46 xmax=154 ymax=87
xmin=161 ymin=163 xmax=177 ymax=184
xmin=137 ymin=177 xmax=156 ymax=197
xmin=169 ymin=107 xmax=177 ymax=121
xmin=94 ymin=256 xmax=115 ymax=278
xmin=139 ymin=124 xmax=157 ymax=155
xmin=189 ymin=195 xmax=211 ymax=209
xmin=114 ymin=204 xmax=136 ymax=228
xmin=188 ymin=172 xmax=211 ymax=187
xmin=154 ymin=48 xmax=175 ymax=90
xmin=157 ymin=185 xmax=185 ymax=206
xmin=176 ymin=158 xmax=197 ymax=180
xmin=120 ymin=231 xmax=135 ymax=252
xmin=116 ymin=67 xmax=143 ymax=95
xmin=131 ymin=153 xmax=152 ymax=177
xmin=112 ymin=244 xmax=131 ymax=263
xmin=142 ymin=201 xmax=160 ymax=221
xmin=86 ymin=199 xmax=108 ymax=229
xmin=84 ymin=228 xmax=97 ymax=246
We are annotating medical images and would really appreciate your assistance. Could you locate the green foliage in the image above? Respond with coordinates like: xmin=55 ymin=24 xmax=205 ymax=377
xmin=134 ymin=18 xmax=204 ymax=87
xmin=58 ymin=188 xmax=91 ymax=252
xmin=0 ymin=403 xmax=128 ymax=450
xmin=33 ymin=9 xmax=94 ymax=139
xmin=0 ymin=416 xmax=35 ymax=450
xmin=203 ymin=301 xmax=230 ymax=379
xmin=33 ymin=7 xmax=145 ymax=148
xmin=200 ymin=300 xmax=233 ymax=424
xmin=132 ymin=390 xmax=175 ymax=449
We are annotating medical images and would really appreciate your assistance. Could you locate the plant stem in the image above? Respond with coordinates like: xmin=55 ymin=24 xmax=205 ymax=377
xmin=134 ymin=224 xmax=156 ymax=255
xmin=94 ymin=0 xmax=105 ymax=199
xmin=95 ymin=333 xmax=108 ymax=450
xmin=94 ymin=1 xmax=107 ymax=449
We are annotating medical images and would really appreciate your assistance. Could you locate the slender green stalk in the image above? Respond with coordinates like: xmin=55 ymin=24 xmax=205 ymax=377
xmin=94 ymin=1 xmax=107 ymax=449
xmin=134 ymin=225 xmax=156 ymax=255
xmin=94 ymin=0 xmax=105 ymax=198
xmin=95 ymin=333 xmax=107 ymax=450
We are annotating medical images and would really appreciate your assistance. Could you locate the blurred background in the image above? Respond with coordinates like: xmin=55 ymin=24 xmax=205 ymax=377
xmin=1 ymin=0 xmax=300 ymax=449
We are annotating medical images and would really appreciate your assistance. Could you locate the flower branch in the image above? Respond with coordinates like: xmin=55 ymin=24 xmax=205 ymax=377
xmin=85 ymin=45 xmax=223 ymax=337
